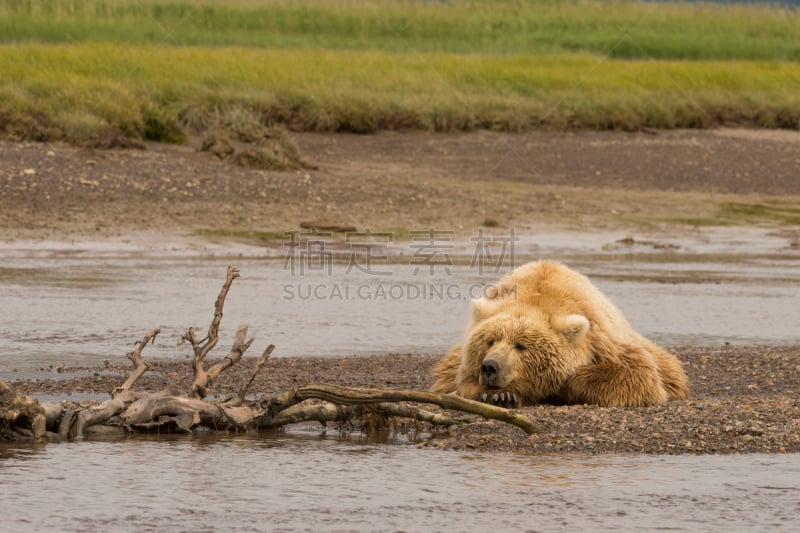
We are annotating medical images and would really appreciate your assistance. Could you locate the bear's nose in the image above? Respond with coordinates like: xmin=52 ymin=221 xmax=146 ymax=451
xmin=480 ymin=359 xmax=500 ymax=386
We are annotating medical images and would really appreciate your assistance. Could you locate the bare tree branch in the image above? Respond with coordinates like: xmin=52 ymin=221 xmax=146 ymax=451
xmin=370 ymin=403 xmax=468 ymax=427
xmin=256 ymin=402 xmax=465 ymax=431
xmin=112 ymin=327 xmax=160 ymax=399
xmin=226 ymin=344 xmax=275 ymax=407
xmin=268 ymin=384 xmax=540 ymax=435
xmin=206 ymin=325 xmax=254 ymax=385
xmin=184 ymin=266 xmax=247 ymax=398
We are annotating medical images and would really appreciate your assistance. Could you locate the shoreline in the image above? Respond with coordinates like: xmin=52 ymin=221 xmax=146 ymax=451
xmin=1 ymin=223 xmax=797 ymax=262
xmin=8 ymin=345 xmax=800 ymax=455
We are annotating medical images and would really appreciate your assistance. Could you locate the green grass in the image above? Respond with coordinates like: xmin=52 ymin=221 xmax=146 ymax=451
xmin=719 ymin=201 xmax=800 ymax=225
xmin=194 ymin=228 xmax=286 ymax=242
xmin=1 ymin=0 xmax=799 ymax=60
xmin=1 ymin=1 xmax=799 ymax=142
xmin=2 ymin=43 xmax=799 ymax=140
xmin=663 ymin=200 xmax=800 ymax=227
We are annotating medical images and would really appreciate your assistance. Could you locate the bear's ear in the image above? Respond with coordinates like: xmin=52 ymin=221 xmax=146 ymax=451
xmin=552 ymin=314 xmax=590 ymax=345
xmin=470 ymin=297 xmax=494 ymax=322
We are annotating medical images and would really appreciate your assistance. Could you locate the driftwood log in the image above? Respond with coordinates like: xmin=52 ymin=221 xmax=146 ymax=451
xmin=1 ymin=378 xmax=46 ymax=441
xmin=1 ymin=266 xmax=539 ymax=442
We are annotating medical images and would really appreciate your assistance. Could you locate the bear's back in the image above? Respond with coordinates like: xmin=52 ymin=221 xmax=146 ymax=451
xmin=494 ymin=260 xmax=636 ymax=340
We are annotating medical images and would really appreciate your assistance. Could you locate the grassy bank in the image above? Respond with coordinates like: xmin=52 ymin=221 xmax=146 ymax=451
xmin=2 ymin=44 xmax=798 ymax=141
xmin=1 ymin=0 xmax=799 ymax=142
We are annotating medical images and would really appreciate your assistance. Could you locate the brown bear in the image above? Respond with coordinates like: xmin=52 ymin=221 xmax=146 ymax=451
xmin=431 ymin=260 xmax=689 ymax=407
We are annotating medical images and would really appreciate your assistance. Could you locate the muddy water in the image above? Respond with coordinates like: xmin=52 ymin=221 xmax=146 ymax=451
xmin=2 ymin=229 xmax=799 ymax=532
xmin=1 ymin=434 xmax=798 ymax=532
xmin=1 ymin=228 xmax=799 ymax=379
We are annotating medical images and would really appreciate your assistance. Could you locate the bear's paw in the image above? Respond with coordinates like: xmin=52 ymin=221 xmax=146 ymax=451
xmin=477 ymin=390 xmax=519 ymax=408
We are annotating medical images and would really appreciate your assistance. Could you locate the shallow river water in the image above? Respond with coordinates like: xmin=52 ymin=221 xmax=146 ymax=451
xmin=1 ymin=434 xmax=799 ymax=532
xmin=1 ymin=228 xmax=799 ymax=379
xmin=1 ymin=228 xmax=799 ymax=531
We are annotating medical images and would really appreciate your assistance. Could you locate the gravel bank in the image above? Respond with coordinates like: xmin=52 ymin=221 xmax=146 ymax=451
xmin=9 ymin=345 xmax=799 ymax=455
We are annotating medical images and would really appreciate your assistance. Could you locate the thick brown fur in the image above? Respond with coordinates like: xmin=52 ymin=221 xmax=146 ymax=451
xmin=431 ymin=260 xmax=689 ymax=407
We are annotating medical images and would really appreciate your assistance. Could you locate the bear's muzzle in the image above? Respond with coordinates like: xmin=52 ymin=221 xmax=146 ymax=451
xmin=479 ymin=347 xmax=515 ymax=389
xmin=480 ymin=359 xmax=501 ymax=387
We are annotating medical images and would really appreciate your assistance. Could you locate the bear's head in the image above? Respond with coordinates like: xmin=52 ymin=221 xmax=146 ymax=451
xmin=456 ymin=297 xmax=592 ymax=405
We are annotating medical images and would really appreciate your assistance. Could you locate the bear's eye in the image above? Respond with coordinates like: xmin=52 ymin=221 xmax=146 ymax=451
xmin=487 ymin=338 xmax=495 ymax=348
xmin=515 ymin=342 xmax=525 ymax=351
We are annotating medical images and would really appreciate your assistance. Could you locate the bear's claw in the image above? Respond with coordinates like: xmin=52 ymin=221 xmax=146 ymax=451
xmin=478 ymin=391 xmax=519 ymax=408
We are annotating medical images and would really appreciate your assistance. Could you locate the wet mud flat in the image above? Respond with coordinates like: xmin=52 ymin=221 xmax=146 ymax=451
xmin=3 ymin=129 xmax=800 ymax=241
xmin=10 ymin=345 xmax=800 ymax=455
